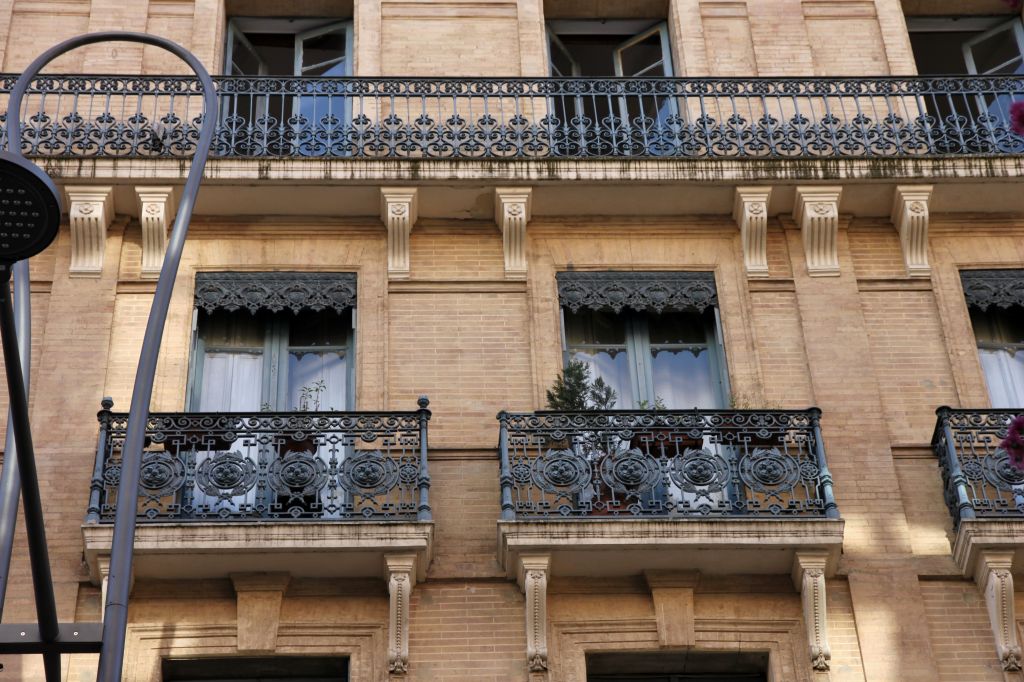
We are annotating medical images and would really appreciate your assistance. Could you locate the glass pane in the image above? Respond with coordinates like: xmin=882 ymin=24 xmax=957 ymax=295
xmin=618 ymin=32 xmax=665 ymax=77
xmin=651 ymin=348 xmax=718 ymax=409
xmin=289 ymin=310 xmax=349 ymax=347
xmin=230 ymin=34 xmax=262 ymax=76
xmin=563 ymin=309 xmax=626 ymax=346
xmin=238 ymin=33 xmax=295 ymax=76
xmin=570 ymin=349 xmax=632 ymax=409
xmin=200 ymin=310 xmax=264 ymax=348
xmin=647 ymin=311 xmax=708 ymax=345
xmin=911 ymin=31 xmax=977 ymax=74
xmin=549 ymin=35 xmax=575 ymax=76
xmin=971 ymin=305 xmax=1024 ymax=345
xmin=199 ymin=351 xmax=263 ymax=412
xmin=969 ymin=28 xmax=1024 ymax=74
xmin=1001 ymin=305 xmax=1024 ymax=344
xmin=288 ymin=351 xmax=347 ymax=412
xmin=301 ymin=29 xmax=348 ymax=74
xmin=980 ymin=349 xmax=1024 ymax=408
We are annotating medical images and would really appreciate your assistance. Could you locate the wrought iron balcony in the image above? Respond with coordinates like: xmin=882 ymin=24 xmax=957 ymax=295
xmin=85 ymin=397 xmax=432 ymax=523
xmin=2 ymin=75 xmax=1023 ymax=160
xmin=497 ymin=408 xmax=839 ymax=520
xmin=933 ymin=407 xmax=1024 ymax=527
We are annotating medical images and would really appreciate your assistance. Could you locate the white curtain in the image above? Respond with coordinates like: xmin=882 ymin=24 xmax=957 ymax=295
xmin=980 ymin=349 xmax=1024 ymax=409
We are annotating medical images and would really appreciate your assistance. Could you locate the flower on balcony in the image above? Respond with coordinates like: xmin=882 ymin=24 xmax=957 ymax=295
xmin=1000 ymin=415 xmax=1024 ymax=469
xmin=1011 ymin=101 xmax=1024 ymax=136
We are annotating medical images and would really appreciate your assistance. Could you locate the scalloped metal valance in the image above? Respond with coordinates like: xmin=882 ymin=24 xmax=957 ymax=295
xmin=960 ymin=270 xmax=1024 ymax=311
xmin=556 ymin=271 xmax=717 ymax=314
xmin=194 ymin=272 xmax=357 ymax=315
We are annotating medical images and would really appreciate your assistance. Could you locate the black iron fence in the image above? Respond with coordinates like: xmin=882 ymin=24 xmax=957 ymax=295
xmin=497 ymin=408 xmax=839 ymax=519
xmin=933 ymin=407 xmax=1024 ymax=527
xmin=85 ymin=397 xmax=432 ymax=523
xmin=3 ymin=75 xmax=1024 ymax=159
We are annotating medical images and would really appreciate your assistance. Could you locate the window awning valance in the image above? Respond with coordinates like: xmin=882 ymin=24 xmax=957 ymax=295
xmin=960 ymin=270 xmax=1024 ymax=311
xmin=556 ymin=271 xmax=717 ymax=314
xmin=194 ymin=272 xmax=357 ymax=315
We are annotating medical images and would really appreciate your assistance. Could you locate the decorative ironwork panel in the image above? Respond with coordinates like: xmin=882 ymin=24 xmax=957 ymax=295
xmin=194 ymin=272 xmax=357 ymax=315
xmin=89 ymin=403 xmax=429 ymax=522
xmin=960 ymin=270 xmax=1024 ymax=311
xmin=934 ymin=408 xmax=1024 ymax=525
xmin=498 ymin=409 xmax=837 ymax=519
xmin=3 ymin=75 xmax=1024 ymax=159
xmin=556 ymin=271 xmax=717 ymax=313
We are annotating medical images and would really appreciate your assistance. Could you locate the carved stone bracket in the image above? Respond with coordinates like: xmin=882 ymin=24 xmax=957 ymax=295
xmin=386 ymin=553 xmax=417 ymax=675
xmin=973 ymin=550 xmax=1023 ymax=672
xmin=645 ymin=570 xmax=699 ymax=648
xmin=66 ymin=186 xmax=114 ymax=277
xmin=381 ymin=188 xmax=419 ymax=280
xmin=494 ymin=187 xmax=532 ymax=280
xmin=517 ymin=554 xmax=550 ymax=674
xmin=135 ymin=186 xmax=175 ymax=279
xmin=793 ymin=187 xmax=842 ymax=277
xmin=890 ymin=185 xmax=933 ymax=277
xmin=231 ymin=572 xmax=290 ymax=654
xmin=733 ymin=186 xmax=772 ymax=278
xmin=792 ymin=551 xmax=831 ymax=672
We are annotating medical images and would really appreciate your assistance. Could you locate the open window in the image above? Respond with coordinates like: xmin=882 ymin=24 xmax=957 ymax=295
xmin=961 ymin=270 xmax=1024 ymax=408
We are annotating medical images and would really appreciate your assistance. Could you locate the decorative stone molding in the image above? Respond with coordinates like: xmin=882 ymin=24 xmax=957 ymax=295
xmin=793 ymin=187 xmax=842 ymax=277
xmin=494 ymin=187 xmax=532 ymax=279
xmin=135 ymin=186 xmax=175 ymax=279
xmin=386 ymin=554 xmax=417 ymax=675
xmin=792 ymin=550 xmax=831 ymax=672
xmin=644 ymin=570 xmax=699 ymax=648
xmin=517 ymin=554 xmax=550 ymax=673
xmin=230 ymin=572 xmax=290 ymax=654
xmin=890 ymin=185 xmax=932 ymax=277
xmin=960 ymin=269 xmax=1024 ymax=311
xmin=380 ymin=188 xmax=418 ymax=279
xmin=556 ymin=271 xmax=718 ymax=314
xmin=733 ymin=186 xmax=772 ymax=278
xmin=973 ymin=550 xmax=1023 ymax=672
xmin=193 ymin=272 xmax=357 ymax=315
xmin=66 ymin=186 xmax=114 ymax=277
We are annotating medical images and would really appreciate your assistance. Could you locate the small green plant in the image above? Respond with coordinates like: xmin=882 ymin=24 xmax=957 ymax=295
xmin=636 ymin=396 xmax=667 ymax=410
xmin=546 ymin=359 xmax=618 ymax=411
xmin=295 ymin=379 xmax=327 ymax=412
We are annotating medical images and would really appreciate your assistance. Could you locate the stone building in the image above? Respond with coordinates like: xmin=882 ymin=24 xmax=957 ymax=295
xmin=0 ymin=0 xmax=1023 ymax=680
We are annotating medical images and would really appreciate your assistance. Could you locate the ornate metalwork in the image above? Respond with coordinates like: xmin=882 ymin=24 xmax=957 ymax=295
xmin=934 ymin=408 xmax=1024 ymax=526
xmin=498 ymin=409 xmax=839 ymax=519
xmin=88 ymin=400 xmax=431 ymax=522
xmin=556 ymin=271 xmax=717 ymax=313
xmin=4 ymin=75 xmax=1024 ymax=159
xmin=194 ymin=272 xmax=357 ymax=315
xmin=960 ymin=270 xmax=1024 ymax=311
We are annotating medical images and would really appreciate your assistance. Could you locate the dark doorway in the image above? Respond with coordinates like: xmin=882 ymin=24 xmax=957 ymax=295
xmin=162 ymin=656 xmax=348 ymax=682
xmin=586 ymin=651 xmax=769 ymax=682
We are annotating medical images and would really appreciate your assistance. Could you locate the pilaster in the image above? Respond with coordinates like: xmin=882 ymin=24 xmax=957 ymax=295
xmin=494 ymin=187 xmax=532 ymax=280
xmin=792 ymin=551 xmax=831 ymax=672
xmin=135 ymin=186 xmax=175 ymax=278
xmin=793 ymin=186 xmax=842 ymax=276
xmin=66 ymin=186 xmax=114 ymax=277
xmin=380 ymin=188 xmax=418 ymax=279
xmin=230 ymin=572 xmax=290 ymax=654
xmin=733 ymin=186 xmax=772 ymax=277
xmin=889 ymin=185 xmax=933 ymax=278
xmin=386 ymin=553 xmax=417 ymax=676
xmin=517 ymin=554 xmax=550 ymax=674
xmin=973 ymin=550 xmax=1022 ymax=672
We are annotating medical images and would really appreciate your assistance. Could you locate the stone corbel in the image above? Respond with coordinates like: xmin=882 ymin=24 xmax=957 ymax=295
xmin=386 ymin=553 xmax=417 ymax=675
xmin=230 ymin=572 xmax=290 ymax=654
xmin=645 ymin=570 xmax=699 ymax=648
xmin=973 ymin=550 xmax=1023 ymax=672
xmin=381 ymin=188 xmax=418 ymax=279
xmin=517 ymin=554 xmax=550 ymax=673
xmin=494 ymin=187 xmax=532 ymax=279
xmin=890 ymin=185 xmax=933 ymax=278
xmin=66 ymin=186 xmax=114 ymax=277
xmin=135 ymin=186 xmax=175 ymax=279
xmin=792 ymin=551 xmax=831 ymax=672
xmin=732 ymin=187 xmax=772 ymax=278
xmin=793 ymin=187 xmax=842 ymax=277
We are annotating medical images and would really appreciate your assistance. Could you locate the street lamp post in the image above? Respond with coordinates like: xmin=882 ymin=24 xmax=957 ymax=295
xmin=0 ymin=33 xmax=217 ymax=682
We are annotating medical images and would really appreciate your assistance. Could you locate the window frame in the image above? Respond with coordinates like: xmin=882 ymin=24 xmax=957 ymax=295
xmin=223 ymin=17 xmax=354 ymax=77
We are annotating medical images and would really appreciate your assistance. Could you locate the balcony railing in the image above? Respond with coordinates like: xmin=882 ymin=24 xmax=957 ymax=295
xmin=85 ymin=397 xmax=432 ymax=523
xmin=497 ymin=408 xmax=838 ymax=520
xmin=2 ymin=75 xmax=1023 ymax=160
xmin=933 ymin=407 xmax=1024 ymax=527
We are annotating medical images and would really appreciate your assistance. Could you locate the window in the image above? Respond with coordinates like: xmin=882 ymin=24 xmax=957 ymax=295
xmin=586 ymin=651 xmax=768 ymax=682
xmin=556 ymin=272 xmax=728 ymax=410
xmin=961 ymin=270 xmax=1024 ymax=408
xmin=163 ymin=656 xmax=348 ymax=682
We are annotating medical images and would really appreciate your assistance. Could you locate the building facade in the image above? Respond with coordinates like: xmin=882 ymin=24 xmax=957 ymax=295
xmin=1 ymin=0 xmax=1024 ymax=680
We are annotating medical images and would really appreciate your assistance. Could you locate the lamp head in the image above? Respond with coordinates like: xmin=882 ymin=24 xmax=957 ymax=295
xmin=0 ymin=151 xmax=61 ymax=264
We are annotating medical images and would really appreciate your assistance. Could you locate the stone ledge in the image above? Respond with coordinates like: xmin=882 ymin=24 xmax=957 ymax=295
xmin=497 ymin=518 xmax=844 ymax=579
xmin=82 ymin=521 xmax=433 ymax=583
xmin=952 ymin=518 xmax=1024 ymax=578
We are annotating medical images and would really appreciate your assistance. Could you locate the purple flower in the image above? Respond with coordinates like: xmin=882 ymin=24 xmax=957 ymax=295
xmin=1012 ymin=101 xmax=1024 ymax=137
xmin=1001 ymin=415 xmax=1024 ymax=470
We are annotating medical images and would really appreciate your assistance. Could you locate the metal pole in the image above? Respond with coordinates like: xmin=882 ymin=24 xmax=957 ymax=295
xmin=0 ymin=266 xmax=59 ymax=682
xmin=416 ymin=396 xmax=431 ymax=522
xmin=0 ymin=258 xmax=31 ymax=616
xmin=0 ymin=31 xmax=216 ymax=682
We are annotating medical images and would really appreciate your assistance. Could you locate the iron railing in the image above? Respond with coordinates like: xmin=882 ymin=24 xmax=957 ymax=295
xmin=85 ymin=397 xmax=432 ymax=523
xmin=497 ymin=408 xmax=839 ymax=520
xmin=3 ymin=75 xmax=1024 ymax=159
xmin=933 ymin=407 xmax=1024 ymax=527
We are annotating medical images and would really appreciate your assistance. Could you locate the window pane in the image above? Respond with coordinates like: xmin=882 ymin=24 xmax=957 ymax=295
xmin=651 ymin=348 xmax=718 ymax=409
xmin=288 ymin=351 xmax=347 ymax=411
xmin=301 ymin=29 xmax=347 ymax=74
xmin=617 ymin=31 xmax=665 ymax=77
xmin=237 ymin=32 xmax=295 ymax=76
xmin=570 ymin=349 xmax=632 ymax=409
xmin=564 ymin=309 xmax=626 ymax=345
xmin=199 ymin=351 xmax=263 ymax=412
xmin=230 ymin=34 xmax=262 ymax=76
xmin=969 ymin=28 xmax=1024 ymax=74
xmin=200 ymin=310 xmax=264 ymax=348
xmin=979 ymin=349 xmax=1024 ymax=408
xmin=289 ymin=309 xmax=349 ymax=347
xmin=647 ymin=310 xmax=708 ymax=345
